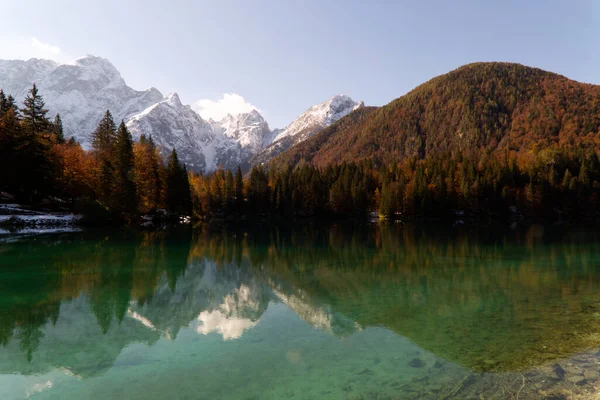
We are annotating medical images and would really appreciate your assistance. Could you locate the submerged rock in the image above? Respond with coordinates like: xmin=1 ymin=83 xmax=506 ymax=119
xmin=552 ymin=363 xmax=566 ymax=380
xmin=408 ymin=357 xmax=425 ymax=368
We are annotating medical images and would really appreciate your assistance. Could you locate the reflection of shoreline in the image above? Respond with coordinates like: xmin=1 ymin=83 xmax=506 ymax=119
xmin=1 ymin=224 xmax=600 ymax=379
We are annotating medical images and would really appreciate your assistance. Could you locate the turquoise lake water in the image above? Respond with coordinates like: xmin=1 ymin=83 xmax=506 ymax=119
xmin=2 ymin=223 xmax=600 ymax=399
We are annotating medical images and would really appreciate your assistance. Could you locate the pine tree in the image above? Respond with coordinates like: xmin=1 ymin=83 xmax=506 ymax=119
xmin=223 ymin=170 xmax=234 ymax=213
xmin=4 ymin=95 xmax=18 ymax=118
xmin=91 ymin=111 xmax=117 ymax=205
xmin=113 ymin=121 xmax=137 ymax=214
xmin=91 ymin=110 xmax=117 ymax=157
xmin=13 ymin=85 xmax=54 ymax=202
xmin=21 ymin=84 xmax=50 ymax=135
xmin=149 ymin=137 xmax=163 ymax=209
xmin=0 ymin=90 xmax=7 ymax=117
xmin=166 ymin=149 xmax=191 ymax=214
xmin=180 ymin=165 xmax=192 ymax=215
xmin=53 ymin=114 xmax=65 ymax=143
xmin=234 ymin=166 xmax=243 ymax=208
xmin=0 ymin=109 xmax=22 ymax=194
xmin=247 ymin=165 xmax=269 ymax=213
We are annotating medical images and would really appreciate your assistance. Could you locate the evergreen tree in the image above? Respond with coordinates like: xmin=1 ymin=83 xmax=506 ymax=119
xmin=181 ymin=165 xmax=192 ymax=215
xmin=166 ymin=149 xmax=191 ymax=214
xmin=0 ymin=108 xmax=22 ymax=194
xmin=166 ymin=149 xmax=182 ymax=212
xmin=21 ymin=84 xmax=50 ymax=135
xmin=0 ymin=90 xmax=7 ymax=117
xmin=6 ymin=95 xmax=17 ymax=114
xmin=53 ymin=114 xmax=65 ymax=143
xmin=223 ymin=170 xmax=234 ymax=213
xmin=13 ymin=85 xmax=54 ymax=202
xmin=234 ymin=166 xmax=243 ymax=208
xmin=91 ymin=110 xmax=117 ymax=157
xmin=91 ymin=111 xmax=117 ymax=204
xmin=113 ymin=121 xmax=137 ymax=214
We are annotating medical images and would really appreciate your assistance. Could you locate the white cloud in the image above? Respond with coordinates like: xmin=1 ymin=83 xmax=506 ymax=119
xmin=0 ymin=36 xmax=67 ymax=61
xmin=31 ymin=37 xmax=62 ymax=56
xmin=192 ymin=93 xmax=259 ymax=121
xmin=196 ymin=310 xmax=256 ymax=340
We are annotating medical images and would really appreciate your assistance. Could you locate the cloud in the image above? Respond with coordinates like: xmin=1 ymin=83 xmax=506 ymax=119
xmin=0 ymin=36 xmax=67 ymax=61
xmin=192 ymin=93 xmax=259 ymax=121
xmin=31 ymin=37 xmax=62 ymax=56
xmin=196 ymin=310 xmax=256 ymax=340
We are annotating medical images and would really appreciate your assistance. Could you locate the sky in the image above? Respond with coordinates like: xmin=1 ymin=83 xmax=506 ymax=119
xmin=1 ymin=0 xmax=599 ymax=128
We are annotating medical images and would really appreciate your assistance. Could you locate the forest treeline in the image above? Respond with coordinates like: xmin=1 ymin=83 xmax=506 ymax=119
xmin=1 ymin=84 xmax=600 ymax=223
xmin=0 ymin=85 xmax=192 ymax=223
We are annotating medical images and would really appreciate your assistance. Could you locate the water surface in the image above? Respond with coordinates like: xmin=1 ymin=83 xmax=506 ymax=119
xmin=2 ymin=223 xmax=600 ymax=399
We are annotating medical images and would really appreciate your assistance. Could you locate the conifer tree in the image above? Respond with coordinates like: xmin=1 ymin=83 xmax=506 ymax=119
xmin=181 ymin=165 xmax=192 ymax=214
xmin=91 ymin=111 xmax=117 ymax=204
xmin=0 ymin=90 xmax=7 ymax=117
xmin=223 ymin=170 xmax=234 ymax=213
xmin=234 ymin=166 xmax=243 ymax=208
xmin=53 ymin=114 xmax=65 ymax=143
xmin=148 ymin=137 xmax=163 ymax=208
xmin=166 ymin=149 xmax=182 ymax=212
xmin=0 ymin=108 xmax=22 ymax=194
xmin=166 ymin=149 xmax=192 ymax=214
xmin=113 ymin=121 xmax=137 ymax=214
xmin=21 ymin=84 xmax=50 ymax=135
xmin=91 ymin=110 xmax=117 ymax=157
xmin=14 ymin=85 xmax=54 ymax=202
xmin=247 ymin=165 xmax=269 ymax=213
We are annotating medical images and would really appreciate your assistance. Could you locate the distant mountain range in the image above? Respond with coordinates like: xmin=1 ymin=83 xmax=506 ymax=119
xmin=272 ymin=62 xmax=600 ymax=168
xmin=0 ymin=55 xmax=363 ymax=172
xmin=5 ymin=58 xmax=599 ymax=174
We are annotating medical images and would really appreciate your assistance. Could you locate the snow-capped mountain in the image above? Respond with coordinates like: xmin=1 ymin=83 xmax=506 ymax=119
xmin=126 ymin=93 xmax=213 ymax=171
xmin=0 ymin=55 xmax=363 ymax=172
xmin=250 ymin=95 xmax=364 ymax=166
xmin=0 ymin=56 xmax=163 ymax=147
xmin=126 ymin=95 xmax=271 ymax=171
xmin=211 ymin=110 xmax=272 ymax=156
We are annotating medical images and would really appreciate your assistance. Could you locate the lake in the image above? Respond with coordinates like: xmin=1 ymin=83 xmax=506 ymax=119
xmin=1 ymin=222 xmax=600 ymax=399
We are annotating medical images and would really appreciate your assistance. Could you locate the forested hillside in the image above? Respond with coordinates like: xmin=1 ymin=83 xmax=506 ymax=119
xmin=273 ymin=62 xmax=600 ymax=167
xmin=3 ymin=62 xmax=600 ymax=223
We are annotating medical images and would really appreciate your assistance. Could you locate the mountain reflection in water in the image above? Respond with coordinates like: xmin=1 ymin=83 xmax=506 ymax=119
xmin=2 ymin=223 xmax=600 ymax=399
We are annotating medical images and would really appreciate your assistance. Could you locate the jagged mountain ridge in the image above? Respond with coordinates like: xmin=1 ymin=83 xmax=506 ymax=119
xmin=0 ymin=55 xmax=362 ymax=172
xmin=0 ymin=56 xmax=163 ymax=147
xmin=249 ymin=95 xmax=364 ymax=167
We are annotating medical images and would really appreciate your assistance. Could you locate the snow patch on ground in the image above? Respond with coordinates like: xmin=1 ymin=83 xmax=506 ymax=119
xmin=0 ymin=204 xmax=82 ymax=237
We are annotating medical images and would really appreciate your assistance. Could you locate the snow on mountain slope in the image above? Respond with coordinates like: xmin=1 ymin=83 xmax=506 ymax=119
xmin=127 ymin=94 xmax=268 ymax=171
xmin=126 ymin=93 xmax=213 ymax=171
xmin=0 ymin=56 xmax=163 ymax=147
xmin=249 ymin=95 xmax=364 ymax=167
xmin=0 ymin=55 xmax=364 ymax=173
xmin=274 ymin=95 xmax=364 ymax=143
xmin=211 ymin=110 xmax=272 ymax=155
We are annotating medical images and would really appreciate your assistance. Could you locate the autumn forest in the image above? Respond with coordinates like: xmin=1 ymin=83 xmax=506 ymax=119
xmin=2 ymin=62 xmax=600 ymax=224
